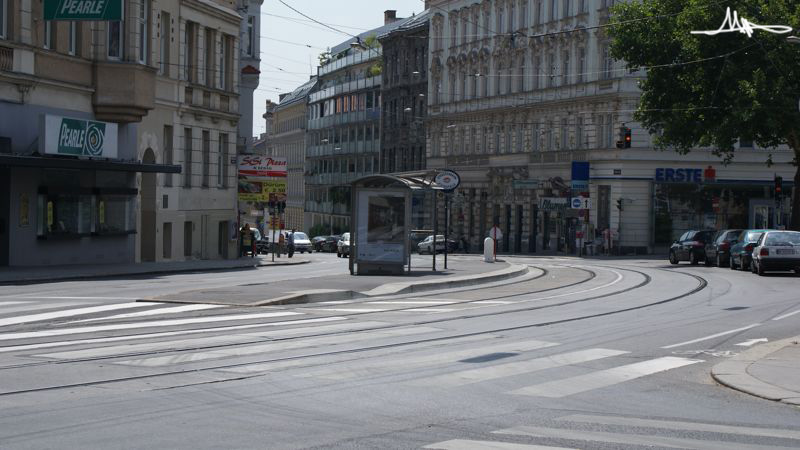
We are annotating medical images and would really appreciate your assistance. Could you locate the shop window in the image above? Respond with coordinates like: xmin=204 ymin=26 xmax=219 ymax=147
xmin=96 ymin=195 xmax=136 ymax=234
xmin=36 ymin=189 xmax=136 ymax=239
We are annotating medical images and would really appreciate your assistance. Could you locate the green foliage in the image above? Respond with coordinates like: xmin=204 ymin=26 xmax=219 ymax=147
xmin=309 ymin=223 xmax=329 ymax=238
xmin=318 ymin=51 xmax=331 ymax=66
xmin=608 ymin=0 xmax=800 ymax=229
xmin=368 ymin=60 xmax=383 ymax=77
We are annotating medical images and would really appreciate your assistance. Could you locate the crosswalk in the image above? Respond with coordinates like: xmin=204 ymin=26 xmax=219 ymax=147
xmin=424 ymin=414 xmax=800 ymax=449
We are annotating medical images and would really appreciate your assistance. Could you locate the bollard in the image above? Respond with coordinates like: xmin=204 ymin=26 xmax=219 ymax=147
xmin=483 ymin=237 xmax=494 ymax=262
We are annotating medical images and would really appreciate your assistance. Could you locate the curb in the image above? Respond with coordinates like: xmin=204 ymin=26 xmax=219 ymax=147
xmin=252 ymin=263 xmax=530 ymax=306
xmin=711 ymin=336 xmax=800 ymax=406
xmin=0 ymin=259 xmax=310 ymax=286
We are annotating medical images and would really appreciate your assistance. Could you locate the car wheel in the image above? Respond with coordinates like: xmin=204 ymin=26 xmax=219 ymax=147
xmin=689 ymin=251 xmax=699 ymax=265
xmin=757 ymin=260 xmax=765 ymax=276
xmin=669 ymin=251 xmax=678 ymax=265
xmin=704 ymin=254 xmax=712 ymax=266
xmin=751 ymin=260 xmax=757 ymax=274
xmin=716 ymin=254 xmax=722 ymax=268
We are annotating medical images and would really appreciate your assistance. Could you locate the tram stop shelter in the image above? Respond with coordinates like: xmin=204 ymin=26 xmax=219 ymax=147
xmin=349 ymin=171 xmax=450 ymax=275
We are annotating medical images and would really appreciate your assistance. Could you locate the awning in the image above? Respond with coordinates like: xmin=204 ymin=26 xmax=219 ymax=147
xmin=0 ymin=154 xmax=181 ymax=173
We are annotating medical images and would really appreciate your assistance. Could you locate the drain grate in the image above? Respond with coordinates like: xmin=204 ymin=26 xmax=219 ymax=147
xmin=459 ymin=352 xmax=519 ymax=363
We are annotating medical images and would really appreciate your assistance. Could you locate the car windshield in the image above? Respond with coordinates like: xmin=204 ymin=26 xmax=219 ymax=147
xmin=293 ymin=232 xmax=308 ymax=240
xmin=694 ymin=231 xmax=714 ymax=241
xmin=252 ymin=229 xmax=262 ymax=240
xmin=765 ymin=232 xmax=800 ymax=246
xmin=745 ymin=231 xmax=764 ymax=243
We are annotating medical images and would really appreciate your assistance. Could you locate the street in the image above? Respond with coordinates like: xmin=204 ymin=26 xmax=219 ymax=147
xmin=0 ymin=252 xmax=799 ymax=449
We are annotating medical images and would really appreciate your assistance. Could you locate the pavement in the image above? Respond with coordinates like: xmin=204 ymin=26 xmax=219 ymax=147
xmin=712 ymin=336 xmax=800 ymax=407
xmin=0 ymin=254 xmax=309 ymax=285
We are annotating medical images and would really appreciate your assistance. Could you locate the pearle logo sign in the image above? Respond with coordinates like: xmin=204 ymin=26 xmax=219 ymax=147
xmin=44 ymin=0 xmax=123 ymax=21
xmin=690 ymin=7 xmax=792 ymax=38
xmin=42 ymin=115 xmax=118 ymax=159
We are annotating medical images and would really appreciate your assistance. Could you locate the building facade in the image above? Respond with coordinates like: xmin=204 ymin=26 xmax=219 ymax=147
xmin=379 ymin=12 xmax=430 ymax=174
xmin=237 ymin=0 xmax=263 ymax=155
xmin=427 ymin=0 xmax=795 ymax=254
xmin=0 ymin=0 xmax=177 ymax=267
xmin=273 ymin=77 xmax=316 ymax=231
xmin=137 ymin=0 xmax=243 ymax=262
xmin=304 ymin=12 xmax=406 ymax=235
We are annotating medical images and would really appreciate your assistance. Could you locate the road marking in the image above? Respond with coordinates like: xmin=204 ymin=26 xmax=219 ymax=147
xmin=559 ymin=414 xmax=800 ymax=440
xmin=0 ymin=303 xmax=153 ymax=327
xmin=400 ymin=308 xmax=456 ymax=313
xmin=419 ymin=348 xmax=627 ymax=387
xmin=773 ymin=309 xmax=800 ymax=321
xmin=22 ymin=297 xmax=145 ymax=300
xmin=366 ymin=301 xmax=458 ymax=305
xmin=115 ymin=326 xmax=443 ymax=367
xmin=0 ymin=301 xmax=33 ymax=307
xmin=493 ymin=426 xmax=778 ymax=450
xmin=509 ymin=356 xmax=702 ymax=398
xmin=0 ymin=311 xmax=304 ymax=341
xmin=735 ymin=338 xmax=769 ymax=347
xmin=661 ymin=324 xmax=761 ymax=349
xmin=472 ymin=300 xmax=515 ymax=305
xmin=424 ymin=440 xmax=574 ymax=450
xmin=303 ymin=308 xmax=389 ymax=313
xmin=0 ymin=317 xmax=347 ymax=354
xmin=70 ymin=304 xmax=226 ymax=323
xmin=291 ymin=339 xmax=559 ymax=380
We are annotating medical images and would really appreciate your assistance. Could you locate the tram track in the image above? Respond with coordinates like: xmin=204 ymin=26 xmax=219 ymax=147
xmin=0 ymin=263 xmax=707 ymax=396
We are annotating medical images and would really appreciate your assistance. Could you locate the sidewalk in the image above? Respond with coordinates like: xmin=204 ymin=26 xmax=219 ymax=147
xmin=712 ymin=337 xmax=800 ymax=407
xmin=0 ymin=255 xmax=309 ymax=285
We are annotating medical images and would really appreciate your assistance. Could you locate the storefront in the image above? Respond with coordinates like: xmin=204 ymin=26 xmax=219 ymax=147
xmin=0 ymin=110 xmax=179 ymax=267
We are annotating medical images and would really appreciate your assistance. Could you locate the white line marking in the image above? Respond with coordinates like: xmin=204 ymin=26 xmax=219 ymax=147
xmin=0 ymin=311 xmax=303 ymax=341
xmin=0 ymin=303 xmax=153 ymax=327
xmin=773 ymin=309 xmax=800 ymax=321
xmin=400 ymin=308 xmax=457 ymax=313
xmin=735 ymin=338 xmax=768 ymax=347
xmin=420 ymin=349 xmax=627 ymax=387
xmin=424 ymin=439 xmax=574 ymax=450
xmin=559 ymin=414 xmax=800 ymax=440
xmin=70 ymin=304 xmax=226 ymax=323
xmin=0 ymin=317 xmax=346 ymax=354
xmin=472 ymin=300 xmax=515 ymax=305
xmin=661 ymin=324 xmax=761 ymax=349
xmin=366 ymin=301 xmax=458 ymax=305
xmin=509 ymin=357 xmax=703 ymax=398
xmin=303 ymin=308 xmax=389 ymax=313
xmin=22 ymin=297 xmax=145 ymax=300
xmin=115 ymin=326 xmax=442 ymax=367
xmin=0 ymin=301 xmax=33 ymax=307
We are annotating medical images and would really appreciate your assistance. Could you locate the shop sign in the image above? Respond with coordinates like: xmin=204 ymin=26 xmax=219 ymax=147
xmin=238 ymin=180 xmax=287 ymax=203
xmin=44 ymin=0 xmax=123 ymax=21
xmin=538 ymin=197 xmax=568 ymax=211
xmin=571 ymin=197 xmax=591 ymax=210
xmin=42 ymin=114 xmax=118 ymax=158
xmin=238 ymin=156 xmax=287 ymax=179
xmin=655 ymin=166 xmax=716 ymax=183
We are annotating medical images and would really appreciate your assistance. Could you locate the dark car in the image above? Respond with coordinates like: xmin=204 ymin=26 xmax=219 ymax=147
xmin=669 ymin=230 xmax=715 ymax=265
xmin=311 ymin=235 xmax=328 ymax=252
xmin=729 ymin=229 xmax=770 ymax=270
xmin=323 ymin=235 xmax=341 ymax=252
xmin=705 ymin=229 xmax=743 ymax=267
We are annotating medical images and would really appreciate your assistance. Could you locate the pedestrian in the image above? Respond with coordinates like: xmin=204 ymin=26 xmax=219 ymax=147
xmin=241 ymin=224 xmax=252 ymax=257
xmin=277 ymin=232 xmax=285 ymax=258
xmin=287 ymin=229 xmax=295 ymax=258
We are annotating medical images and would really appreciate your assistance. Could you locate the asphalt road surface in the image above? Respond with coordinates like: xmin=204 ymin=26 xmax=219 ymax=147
xmin=0 ymin=252 xmax=799 ymax=449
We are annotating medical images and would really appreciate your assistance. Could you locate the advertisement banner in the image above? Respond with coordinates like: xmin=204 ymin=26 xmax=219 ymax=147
xmin=238 ymin=156 xmax=287 ymax=179
xmin=356 ymin=191 xmax=406 ymax=264
xmin=41 ymin=114 xmax=118 ymax=158
xmin=238 ymin=179 xmax=287 ymax=203
xmin=44 ymin=0 xmax=123 ymax=21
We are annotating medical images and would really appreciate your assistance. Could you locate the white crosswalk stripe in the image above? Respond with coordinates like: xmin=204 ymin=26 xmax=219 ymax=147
xmin=507 ymin=356 xmax=703 ymax=398
xmin=0 ymin=302 xmax=153 ymax=327
xmin=424 ymin=440 xmax=574 ymax=449
xmin=70 ymin=304 xmax=226 ymax=323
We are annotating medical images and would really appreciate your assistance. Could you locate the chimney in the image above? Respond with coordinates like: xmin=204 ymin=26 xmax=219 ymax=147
xmin=384 ymin=10 xmax=397 ymax=25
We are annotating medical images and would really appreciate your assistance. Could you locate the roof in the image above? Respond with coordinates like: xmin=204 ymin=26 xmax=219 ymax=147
xmin=330 ymin=18 xmax=409 ymax=56
xmin=277 ymin=76 xmax=318 ymax=108
xmin=378 ymin=9 xmax=431 ymax=39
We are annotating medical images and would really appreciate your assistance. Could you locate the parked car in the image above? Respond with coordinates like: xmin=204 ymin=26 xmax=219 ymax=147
xmin=668 ymin=230 xmax=715 ymax=265
xmin=323 ymin=235 xmax=341 ymax=252
xmin=337 ymin=233 xmax=351 ymax=258
xmin=311 ymin=235 xmax=328 ymax=252
xmin=417 ymin=235 xmax=457 ymax=254
xmin=288 ymin=231 xmax=312 ymax=253
xmin=750 ymin=230 xmax=800 ymax=276
xmin=253 ymin=229 xmax=269 ymax=255
xmin=729 ymin=229 xmax=770 ymax=270
xmin=705 ymin=229 xmax=743 ymax=267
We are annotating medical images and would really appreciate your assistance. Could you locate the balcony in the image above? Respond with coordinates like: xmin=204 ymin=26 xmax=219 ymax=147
xmin=0 ymin=46 xmax=12 ymax=71
xmin=93 ymin=61 xmax=156 ymax=123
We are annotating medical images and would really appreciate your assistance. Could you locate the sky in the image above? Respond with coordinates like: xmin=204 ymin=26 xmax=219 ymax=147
xmin=251 ymin=1 xmax=424 ymax=137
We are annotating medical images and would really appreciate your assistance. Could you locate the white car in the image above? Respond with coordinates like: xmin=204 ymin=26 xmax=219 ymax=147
xmin=337 ymin=232 xmax=351 ymax=258
xmin=417 ymin=235 xmax=447 ymax=254
xmin=288 ymin=231 xmax=312 ymax=253
xmin=751 ymin=230 xmax=800 ymax=276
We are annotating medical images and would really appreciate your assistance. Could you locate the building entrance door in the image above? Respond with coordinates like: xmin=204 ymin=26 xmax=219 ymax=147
xmin=140 ymin=149 xmax=157 ymax=262
xmin=750 ymin=200 xmax=775 ymax=229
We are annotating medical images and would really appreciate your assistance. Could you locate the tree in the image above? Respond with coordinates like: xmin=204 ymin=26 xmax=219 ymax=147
xmin=608 ymin=1 xmax=800 ymax=229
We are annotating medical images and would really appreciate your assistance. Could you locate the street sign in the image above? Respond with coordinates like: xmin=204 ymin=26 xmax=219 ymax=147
xmin=571 ymin=197 xmax=591 ymax=209
xmin=435 ymin=169 xmax=461 ymax=191
xmin=512 ymin=179 xmax=539 ymax=189
xmin=44 ymin=0 xmax=123 ymax=21
xmin=489 ymin=226 xmax=503 ymax=241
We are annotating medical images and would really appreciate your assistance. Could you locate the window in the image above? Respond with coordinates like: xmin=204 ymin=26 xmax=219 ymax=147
xmin=68 ymin=22 xmax=77 ymax=55
xmin=534 ymin=1 xmax=542 ymax=26
xmin=576 ymin=117 xmax=583 ymax=149
xmin=218 ymin=133 xmax=228 ymax=187
xmin=579 ymin=0 xmax=587 ymax=13
xmin=164 ymin=125 xmax=173 ymax=186
xmin=532 ymin=54 xmax=540 ymax=90
xmin=495 ymin=62 xmax=503 ymax=95
xmin=508 ymin=2 xmax=514 ymax=32
xmin=517 ymin=60 xmax=524 ymax=92
xmin=496 ymin=6 xmax=504 ymax=33
xmin=44 ymin=21 xmax=54 ymax=50
xmin=222 ymin=35 xmax=233 ymax=90
xmin=547 ymin=52 xmax=555 ymax=87
xmin=137 ymin=0 xmax=149 ymax=64
xmin=605 ymin=114 xmax=614 ymax=148
xmin=0 ymin=0 xmax=7 ymax=39
xmin=160 ymin=12 xmax=170 ymax=75
xmin=516 ymin=125 xmax=523 ymax=153
xmin=205 ymin=28 xmax=215 ymax=87
xmin=550 ymin=0 xmax=557 ymax=21
xmin=245 ymin=16 xmax=255 ymax=56
xmin=563 ymin=0 xmax=571 ymax=18
xmin=560 ymin=118 xmax=568 ymax=149
xmin=577 ymin=47 xmax=585 ymax=82
xmin=601 ymin=44 xmax=613 ymax=79
xmin=520 ymin=0 xmax=528 ymax=28
xmin=183 ymin=128 xmax=193 ymax=187
xmin=185 ymin=21 xmax=196 ymax=81
xmin=108 ymin=20 xmax=123 ymax=59
xmin=562 ymin=50 xmax=570 ymax=85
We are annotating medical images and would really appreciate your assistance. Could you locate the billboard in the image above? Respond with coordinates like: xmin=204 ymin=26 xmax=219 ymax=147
xmin=238 ymin=156 xmax=287 ymax=179
xmin=41 ymin=114 xmax=118 ymax=159
xmin=238 ymin=179 xmax=286 ymax=203
xmin=356 ymin=191 xmax=406 ymax=264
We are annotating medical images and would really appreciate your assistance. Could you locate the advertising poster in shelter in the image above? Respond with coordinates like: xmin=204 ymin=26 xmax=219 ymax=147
xmin=356 ymin=191 xmax=406 ymax=263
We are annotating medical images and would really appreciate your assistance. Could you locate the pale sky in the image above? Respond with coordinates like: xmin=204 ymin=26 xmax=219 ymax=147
xmin=252 ymin=1 xmax=424 ymax=136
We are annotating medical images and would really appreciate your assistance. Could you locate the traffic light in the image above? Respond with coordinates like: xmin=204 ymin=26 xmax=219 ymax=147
xmin=279 ymin=201 xmax=286 ymax=213
xmin=775 ymin=176 xmax=783 ymax=199
xmin=624 ymin=127 xmax=632 ymax=148
xmin=616 ymin=198 xmax=624 ymax=211
xmin=268 ymin=200 xmax=276 ymax=211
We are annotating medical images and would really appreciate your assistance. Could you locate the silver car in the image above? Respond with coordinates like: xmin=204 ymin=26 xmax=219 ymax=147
xmin=750 ymin=230 xmax=800 ymax=276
